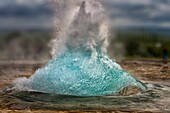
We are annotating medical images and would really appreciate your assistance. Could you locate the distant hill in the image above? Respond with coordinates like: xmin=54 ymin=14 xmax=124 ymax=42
xmin=116 ymin=26 xmax=170 ymax=36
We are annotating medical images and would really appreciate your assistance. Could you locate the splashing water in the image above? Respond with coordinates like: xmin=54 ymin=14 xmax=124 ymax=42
xmin=13 ymin=0 xmax=146 ymax=96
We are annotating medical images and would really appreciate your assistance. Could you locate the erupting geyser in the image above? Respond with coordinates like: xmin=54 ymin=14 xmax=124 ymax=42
xmin=13 ymin=0 xmax=146 ymax=96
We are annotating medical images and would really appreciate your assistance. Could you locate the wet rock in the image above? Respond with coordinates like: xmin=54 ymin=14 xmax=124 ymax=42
xmin=118 ymin=86 xmax=141 ymax=96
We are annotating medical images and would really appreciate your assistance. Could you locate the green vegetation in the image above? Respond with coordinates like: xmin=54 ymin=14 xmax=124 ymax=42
xmin=110 ymin=29 xmax=170 ymax=59
xmin=0 ymin=31 xmax=52 ymax=60
xmin=0 ymin=29 xmax=170 ymax=60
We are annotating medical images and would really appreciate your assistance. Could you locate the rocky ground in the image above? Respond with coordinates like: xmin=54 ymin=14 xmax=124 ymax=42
xmin=0 ymin=60 xmax=169 ymax=113
xmin=121 ymin=60 xmax=170 ymax=86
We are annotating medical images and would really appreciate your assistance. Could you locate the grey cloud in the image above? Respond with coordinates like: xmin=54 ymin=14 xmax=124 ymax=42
xmin=0 ymin=0 xmax=170 ymax=30
xmin=0 ymin=0 xmax=53 ymax=30
xmin=102 ymin=0 xmax=170 ymax=28
xmin=0 ymin=0 xmax=52 ymax=17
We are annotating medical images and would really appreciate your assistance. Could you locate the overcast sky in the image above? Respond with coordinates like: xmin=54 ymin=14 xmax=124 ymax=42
xmin=0 ymin=0 xmax=170 ymax=30
xmin=0 ymin=0 xmax=52 ymax=30
xmin=104 ymin=0 xmax=170 ymax=28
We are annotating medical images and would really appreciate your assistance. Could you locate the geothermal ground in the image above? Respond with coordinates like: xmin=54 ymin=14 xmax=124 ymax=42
xmin=0 ymin=59 xmax=170 ymax=113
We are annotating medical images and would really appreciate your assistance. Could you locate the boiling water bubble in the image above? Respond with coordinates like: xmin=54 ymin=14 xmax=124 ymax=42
xmin=13 ymin=49 xmax=146 ymax=96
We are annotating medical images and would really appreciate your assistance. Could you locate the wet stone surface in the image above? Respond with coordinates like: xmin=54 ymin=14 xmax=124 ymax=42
xmin=0 ymin=60 xmax=170 ymax=112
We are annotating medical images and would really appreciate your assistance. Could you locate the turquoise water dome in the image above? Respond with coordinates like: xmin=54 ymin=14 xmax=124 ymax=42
xmin=13 ymin=1 xmax=146 ymax=96
xmin=14 ymin=49 xmax=146 ymax=96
